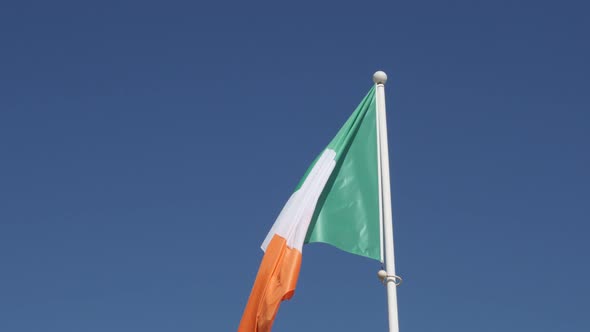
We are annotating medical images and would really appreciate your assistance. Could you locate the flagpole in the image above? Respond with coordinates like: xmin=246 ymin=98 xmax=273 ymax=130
xmin=374 ymin=71 xmax=400 ymax=332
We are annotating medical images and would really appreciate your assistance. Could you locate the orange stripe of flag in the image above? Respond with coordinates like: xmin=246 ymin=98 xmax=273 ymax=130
xmin=238 ymin=235 xmax=302 ymax=332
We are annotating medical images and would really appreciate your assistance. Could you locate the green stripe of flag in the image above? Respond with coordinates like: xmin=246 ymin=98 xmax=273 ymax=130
xmin=300 ymin=87 xmax=381 ymax=260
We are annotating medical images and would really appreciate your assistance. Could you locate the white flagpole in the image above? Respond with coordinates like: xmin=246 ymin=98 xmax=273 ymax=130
xmin=374 ymin=71 xmax=400 ymax=332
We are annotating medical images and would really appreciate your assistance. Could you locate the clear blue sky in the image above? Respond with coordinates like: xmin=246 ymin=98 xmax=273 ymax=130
xmin=1 ymin=1 xmax=589 ymax=331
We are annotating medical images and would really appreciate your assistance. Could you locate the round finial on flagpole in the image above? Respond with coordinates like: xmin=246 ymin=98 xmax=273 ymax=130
xmin=373 ymin=71 xmax=388 ymax=84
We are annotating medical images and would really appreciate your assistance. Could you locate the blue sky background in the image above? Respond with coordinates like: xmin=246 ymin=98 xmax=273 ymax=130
xmin=1 ymin=1 xmax=589 ymax=331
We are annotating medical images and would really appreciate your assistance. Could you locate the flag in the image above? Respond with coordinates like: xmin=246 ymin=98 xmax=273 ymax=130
xmin=239 ymin=86 xmax=382 ymax=332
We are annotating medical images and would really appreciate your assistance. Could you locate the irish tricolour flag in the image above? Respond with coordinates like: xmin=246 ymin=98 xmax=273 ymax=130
xmin=239 ymin=85 xmax=387 ymax=332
